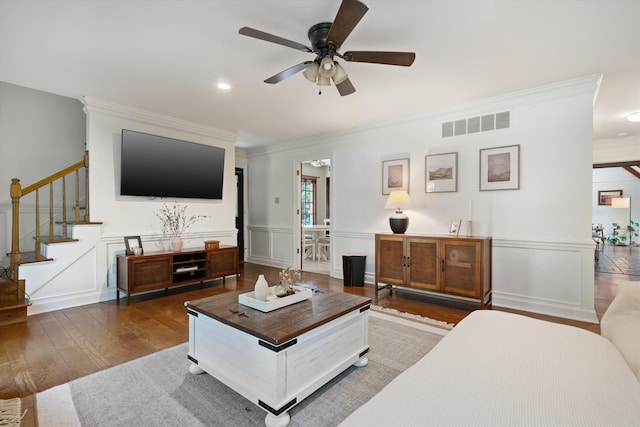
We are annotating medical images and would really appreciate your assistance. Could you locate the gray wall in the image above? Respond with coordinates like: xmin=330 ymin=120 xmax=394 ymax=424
xmin=0 ymin=81 xmax=86 ymax=264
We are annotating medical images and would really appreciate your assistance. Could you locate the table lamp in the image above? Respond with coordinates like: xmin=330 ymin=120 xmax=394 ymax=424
xmin=384 ymin=190 xmax=413 ymax=234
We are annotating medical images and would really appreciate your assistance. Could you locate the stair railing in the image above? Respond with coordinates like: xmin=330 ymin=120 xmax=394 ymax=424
xmin=9 ymin=151 xmax=89 ymax=281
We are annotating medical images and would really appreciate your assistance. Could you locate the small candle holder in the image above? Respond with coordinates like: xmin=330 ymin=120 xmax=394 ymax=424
xmin=466 ymin=220 xmax=473 ymax=237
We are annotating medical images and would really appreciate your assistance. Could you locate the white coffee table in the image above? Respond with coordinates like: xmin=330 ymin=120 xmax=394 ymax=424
xmin=185 ymin=288 xmax=371 ymax=427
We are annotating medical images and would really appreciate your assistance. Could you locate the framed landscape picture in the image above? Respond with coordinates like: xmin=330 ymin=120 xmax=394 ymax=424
xmin=425 ymin=152 xmax=457 ymax=193
xmin=479 ymin=144 xmax=520 ymax=191
xmin=598 ymin=189 xmax=623 ymax=206
xmin=382 ymin=158 xmax=410 ymax=195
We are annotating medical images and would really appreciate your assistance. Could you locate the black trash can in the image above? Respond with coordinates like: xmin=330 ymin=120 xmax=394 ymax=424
xmin=343 ymin=254 xmax=366 ymax=287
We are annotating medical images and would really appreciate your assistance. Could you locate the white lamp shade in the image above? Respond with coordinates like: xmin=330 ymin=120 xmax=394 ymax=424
xmin=318 ymin=56 xmax=336 ymax=78
xmin=332 ymin=63 xmax=348 ymax=84
xmin=317 ymin=76 xmax=332 ymax=86
xmin=384 ymin=190 xmax=413 ymax=210
xmin=303 ymin=62 xmax=319 ymax=83
xmin=612 ymin=196 xmax=631 ymax=208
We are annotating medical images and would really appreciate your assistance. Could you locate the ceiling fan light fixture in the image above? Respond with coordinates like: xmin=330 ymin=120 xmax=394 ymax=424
xmin=303 ymin=62 xmax=319 ymax=83
xmin=332 ymin=62 xmax=348 ymax=85
xmin=317 ymin=76 xmax=332 ymax=86
xmin=318 ymin=56 xmax=336 ymax=78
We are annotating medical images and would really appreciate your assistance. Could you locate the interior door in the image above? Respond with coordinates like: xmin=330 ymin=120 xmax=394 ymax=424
xmin=235 ymin=168 xmax=244 ymax=263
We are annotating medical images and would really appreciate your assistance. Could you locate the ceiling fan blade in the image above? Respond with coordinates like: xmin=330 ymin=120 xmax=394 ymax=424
xmin=264 ymin=61 xmax=312 ymax=84
xmin=239 ymin=27 xmax=313 ymax=53
xmin=336 ymin=78 xmax=356 ymax=96
xmin=343 ymin=51 xmax=416 ymax=66
xmin=327 ymin=0 xmax=369 ymax=48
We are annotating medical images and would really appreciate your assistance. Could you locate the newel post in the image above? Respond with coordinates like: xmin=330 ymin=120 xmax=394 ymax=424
xmin=9 ymin=178 xmax=22 ymax=281
xmin=83 ymin=150 xmax=90 ymax=222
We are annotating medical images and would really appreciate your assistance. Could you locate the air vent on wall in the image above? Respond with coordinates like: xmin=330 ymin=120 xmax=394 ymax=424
xmin=442 ymin=111 xmax=510 ymax=138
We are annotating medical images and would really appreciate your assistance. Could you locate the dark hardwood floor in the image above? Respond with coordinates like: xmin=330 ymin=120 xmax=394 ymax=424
xmin=0 ymin=259 xmax=632 ymax=401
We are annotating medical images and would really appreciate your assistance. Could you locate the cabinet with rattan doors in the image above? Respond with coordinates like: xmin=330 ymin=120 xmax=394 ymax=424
xmin=375 ymin=233 xmax=491 ymax=308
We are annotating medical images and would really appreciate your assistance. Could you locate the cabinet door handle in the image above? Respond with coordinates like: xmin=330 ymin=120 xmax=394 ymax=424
xmin=441 ymin=259 xmax=445 ymax=272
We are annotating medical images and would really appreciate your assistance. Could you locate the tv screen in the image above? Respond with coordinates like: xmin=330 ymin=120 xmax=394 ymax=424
xmin=120 ymin=129 xmax=225 ymax=199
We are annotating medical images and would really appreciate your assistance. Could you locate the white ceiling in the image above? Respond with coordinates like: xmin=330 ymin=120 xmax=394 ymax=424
xmin=1 ymin=0 xmax=639 ymax=149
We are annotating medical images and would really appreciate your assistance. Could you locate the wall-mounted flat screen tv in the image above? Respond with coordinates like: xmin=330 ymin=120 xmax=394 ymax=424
xmin=120 ymin=129 xmax=225 ymax=199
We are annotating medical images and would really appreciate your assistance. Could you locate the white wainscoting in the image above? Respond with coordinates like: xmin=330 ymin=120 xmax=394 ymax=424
xmin=247 ymin=226 xmax=295 ymax=269
xmin=247 ymin=227 xmax=598 ymax=323
xmin=492 ymin=238 xmax=597 ymax=323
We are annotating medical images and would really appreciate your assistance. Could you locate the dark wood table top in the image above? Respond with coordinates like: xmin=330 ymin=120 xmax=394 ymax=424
xmin=186 ymin=287 xmax=371 ymax=346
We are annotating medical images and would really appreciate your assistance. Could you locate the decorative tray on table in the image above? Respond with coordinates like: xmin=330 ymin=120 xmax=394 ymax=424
xmin=238 ymin=285 xmax=313 ymax=312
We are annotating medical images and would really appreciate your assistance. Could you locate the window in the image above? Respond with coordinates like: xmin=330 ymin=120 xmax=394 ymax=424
xmin=301 ymin=175 xmax=316 ymax=226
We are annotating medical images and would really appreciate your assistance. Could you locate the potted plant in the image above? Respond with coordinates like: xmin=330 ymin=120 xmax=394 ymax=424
xmin=606 ymin=223 xmax=628 ymax=246
xmin=627 ymin=220 xmax=639 ymax=245
xmin=155 ymin=202 xmax=208 ymax=251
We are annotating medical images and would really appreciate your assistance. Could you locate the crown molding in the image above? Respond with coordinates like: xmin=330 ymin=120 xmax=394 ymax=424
xmin=81 ymin=96 xmax=237 ymax=143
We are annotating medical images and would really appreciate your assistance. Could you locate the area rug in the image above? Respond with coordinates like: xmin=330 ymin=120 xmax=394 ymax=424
xmin=35 ymin=310 xmax=447 ymax=427
xmin=0 ymin=398 xmax=22 ymax=426
xmin=596 ymin=253 xmax=640 ymax=275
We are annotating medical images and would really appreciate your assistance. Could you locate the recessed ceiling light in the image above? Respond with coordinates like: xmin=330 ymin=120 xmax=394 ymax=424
xmin=627 ymin=111 xmax=640 ymax=122
xmin=217 ymin=82 xmax=231 ymax=91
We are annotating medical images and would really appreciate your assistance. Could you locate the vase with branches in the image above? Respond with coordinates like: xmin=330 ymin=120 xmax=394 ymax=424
xmin=155 ymin=202 xmax=208 ymax=251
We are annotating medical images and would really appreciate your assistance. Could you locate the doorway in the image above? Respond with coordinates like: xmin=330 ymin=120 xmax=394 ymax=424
xmin=300 ymin=159 xmax=331 ymax=275
xmin=235 ymin=167 xmax=244 ymax=263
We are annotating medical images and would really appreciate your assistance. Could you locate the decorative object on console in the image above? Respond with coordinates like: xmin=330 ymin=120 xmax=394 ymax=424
xmin=204 ymin=240 xmax=220 ymax=250
xmin=467 ymin=200 xmax=473 ymax=236
xmin=449 ymin=219 xmax=461 ymax=236
xmin=254 ymin=274 xmax=269 ymax=302
xmin=155 ymin=202 xmax=209 ymax=251
xmin=124 ymin=235 xmax=143 ymax=256
xmin=382 ymin=158 xmax=410 ymax=195
xmin=479 ymin=144 xmax=520 ymax=191
xmin=384 ymin=190 xmax=413 ymax=234
xmin=425 ymin=152 xmax=457 ymax=193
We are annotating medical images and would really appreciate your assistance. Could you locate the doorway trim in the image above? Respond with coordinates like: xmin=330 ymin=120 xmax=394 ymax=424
xmin=293 ymin=153 xmax=333 ymax=274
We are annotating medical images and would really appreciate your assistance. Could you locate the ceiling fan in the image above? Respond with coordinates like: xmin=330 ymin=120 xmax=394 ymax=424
xmin=238 ymin=0 xmax=415 ymax=96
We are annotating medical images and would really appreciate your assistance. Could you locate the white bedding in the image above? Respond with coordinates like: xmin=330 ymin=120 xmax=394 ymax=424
xmin=339 ymin=310 xmax=640 ymax=426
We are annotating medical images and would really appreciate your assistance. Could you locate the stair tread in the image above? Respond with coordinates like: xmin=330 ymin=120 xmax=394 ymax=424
xmin=0 ymin=300 xmax=29 ymax=310
xmin=41 ymin=238 xmax=79 ymax=244
xmin=16 ymin=252 xmax=54 ymax=264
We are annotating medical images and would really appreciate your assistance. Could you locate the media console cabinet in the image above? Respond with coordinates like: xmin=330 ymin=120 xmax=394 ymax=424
xmin=375 ymin=233 xmax=492 ymax=308
xmin=116 ymin=245 xmax=238 ymax=305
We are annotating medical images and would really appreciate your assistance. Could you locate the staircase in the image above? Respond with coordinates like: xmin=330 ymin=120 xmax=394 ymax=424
xmin=0 ymin=273 xmax=27 ymax=325
xmin=1 ymin=152 xmax=92 ymax=325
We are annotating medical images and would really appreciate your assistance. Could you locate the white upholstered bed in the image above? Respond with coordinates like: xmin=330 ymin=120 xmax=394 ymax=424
xmin=340 ymin=281 xmax=640 ymax=426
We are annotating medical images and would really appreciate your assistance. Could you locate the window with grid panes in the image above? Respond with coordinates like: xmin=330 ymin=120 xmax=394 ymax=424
xmin=301 ymin=175 xmax=316 ymax=226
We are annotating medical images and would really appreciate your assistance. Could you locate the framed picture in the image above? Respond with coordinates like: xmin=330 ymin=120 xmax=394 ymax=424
xmin=124 ymin=235 xmax=143 ymax=256
xmin=479 ymin=144 xmax=520 ymax=191
xmin=425 ymin=152 xmax=457 ymax=193
xmin=598 ymin=189 xmax=623 ymax=206
xmin=449 ymin=218 xmax=461 ymax=236
xmin=382 ymin=158 xmax=410 ymax=195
